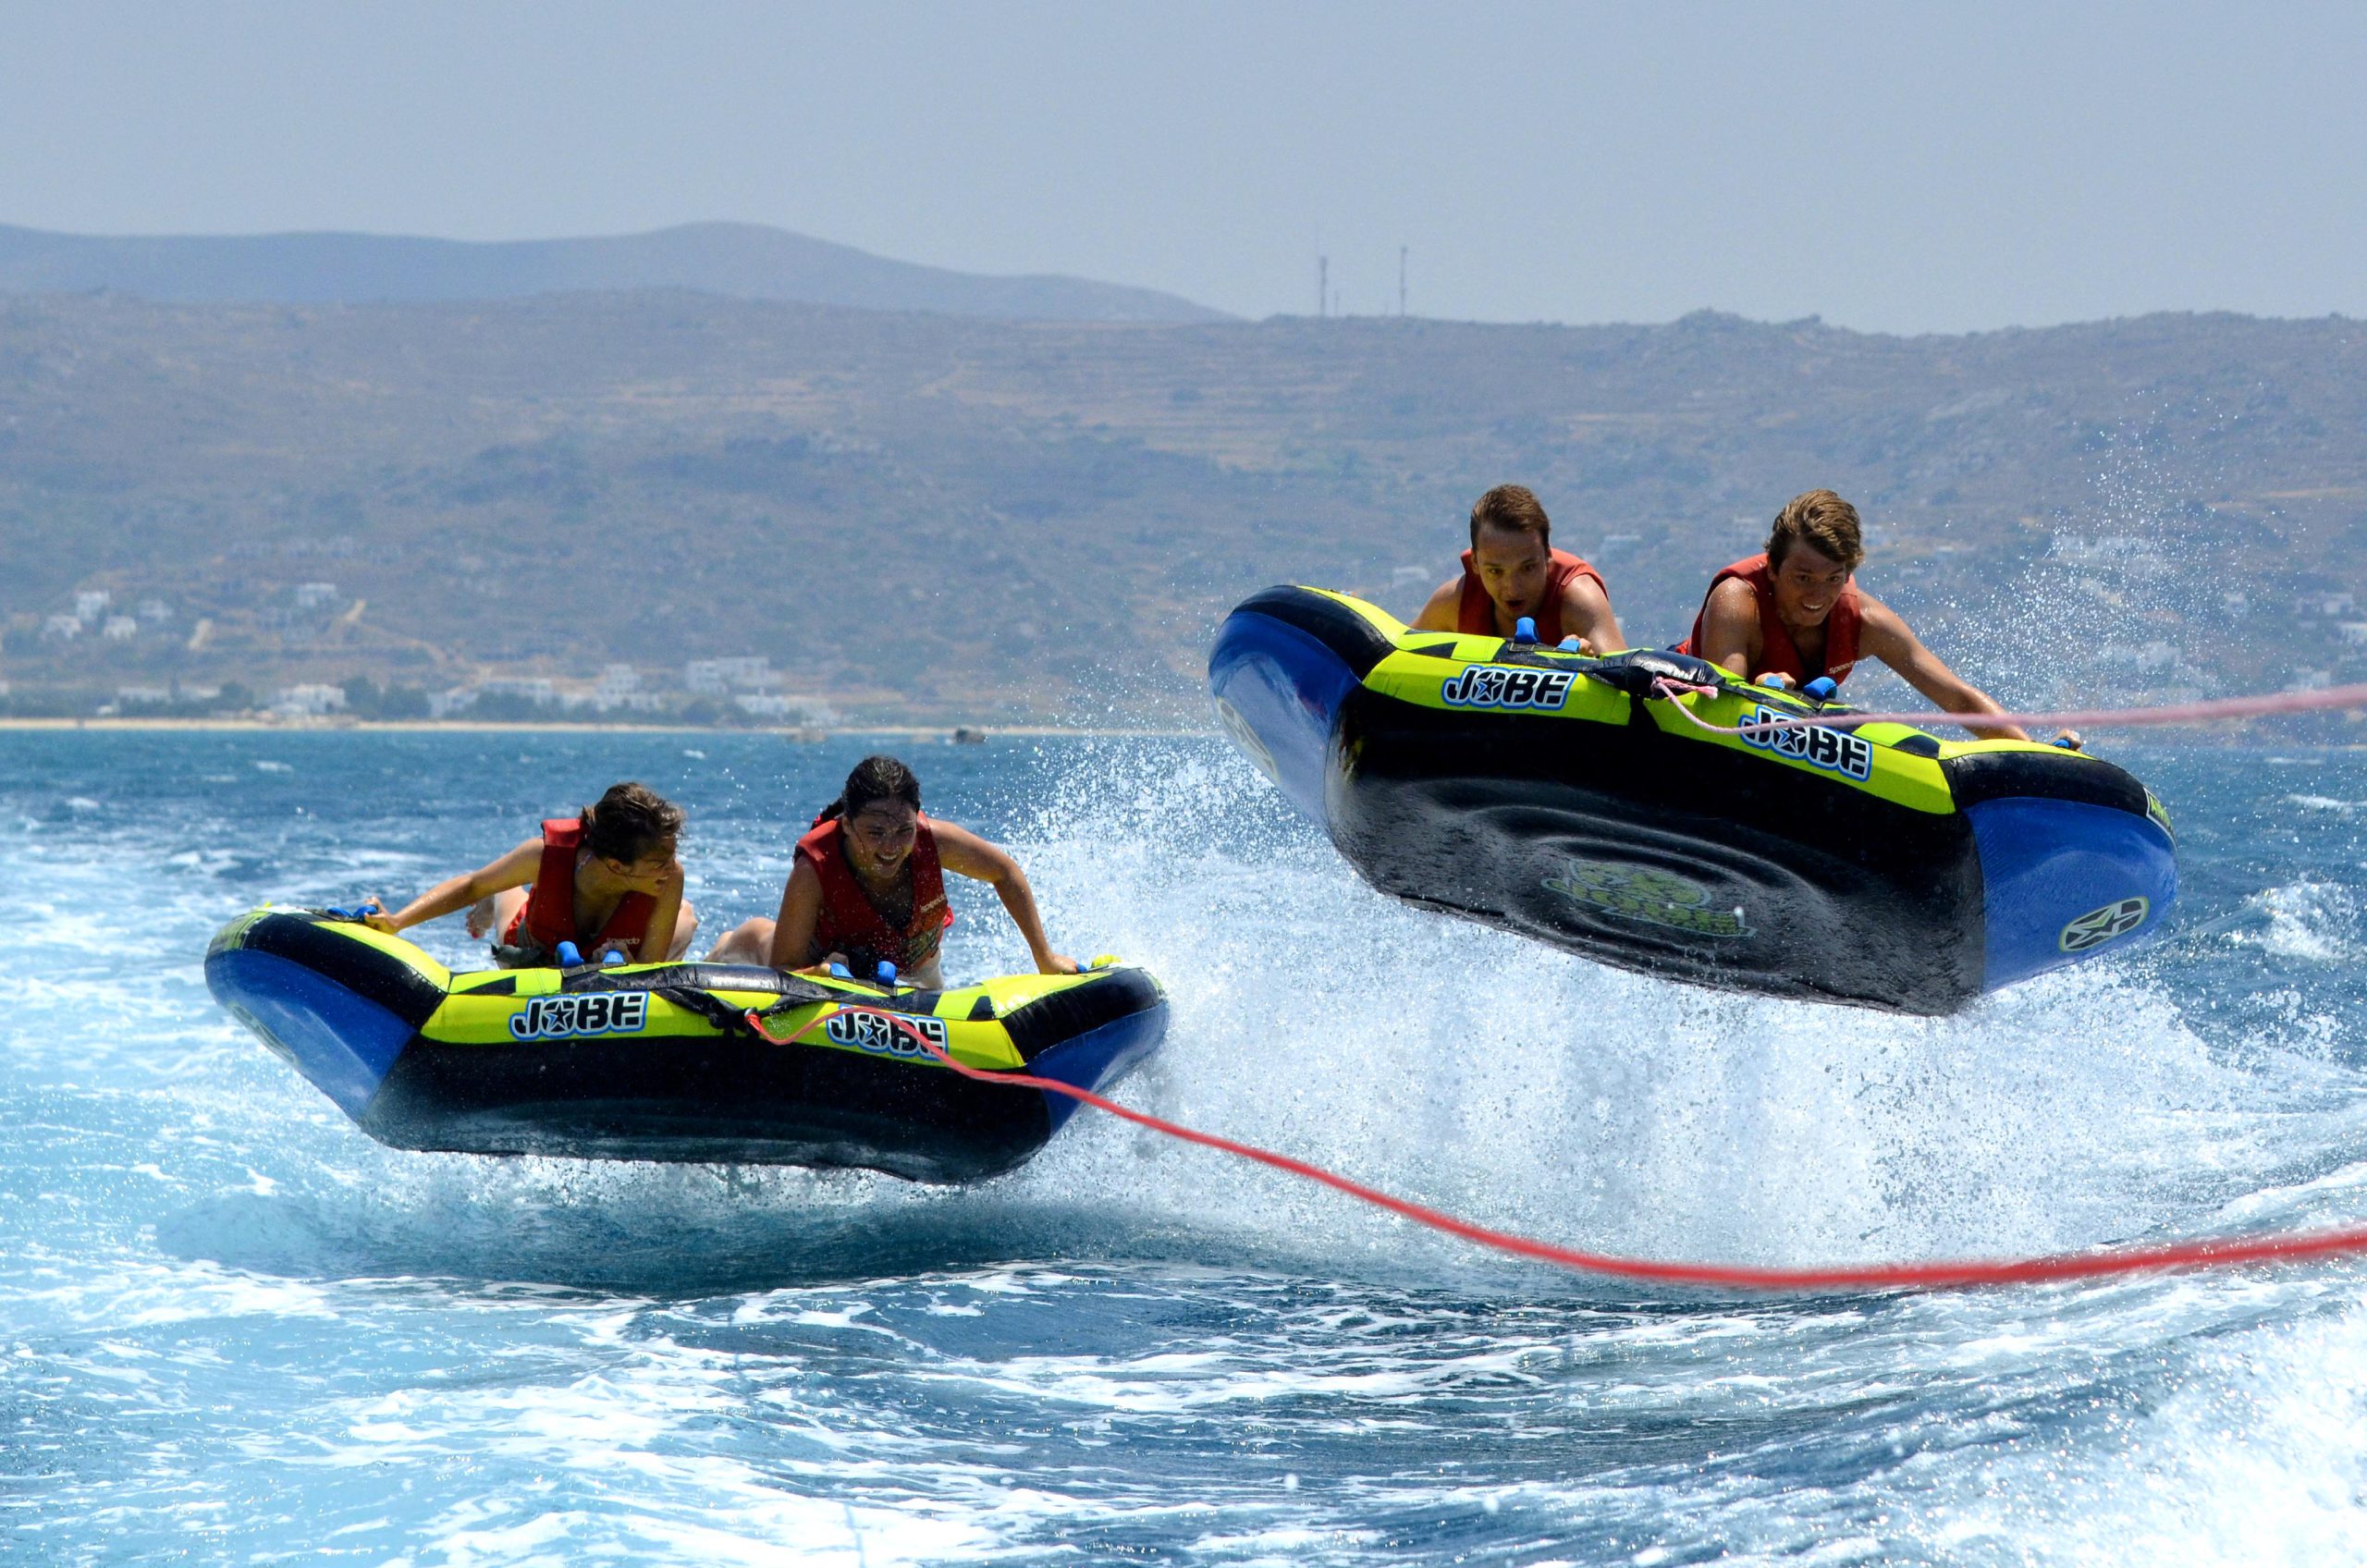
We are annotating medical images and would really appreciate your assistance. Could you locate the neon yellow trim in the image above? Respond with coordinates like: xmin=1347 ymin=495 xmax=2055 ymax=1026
xmin=1302 ymin=587 xmax=1409 ymax=637
xmin=422 ymin=992 xmax=1025 ymax=1069
xmin=249 ymin=895 xmax=1144 ymax=1074
xmin=1366 ymin=645 xmax=1633 ymax=724
xmin=240 ymin=910 xmax=1127 ymax=1074
xmin=291 ymin=914 xmax=454 ymax=987
xmin=410 ymin=966 xmax=1119 ymax=1072
xmin=1313 ymin=588 xmax=1993 ymax=817
xmin=1642 ymin=692 xmax=1956 ymax=814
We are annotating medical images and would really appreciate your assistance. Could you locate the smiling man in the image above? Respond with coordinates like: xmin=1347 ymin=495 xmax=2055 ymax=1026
xmin=1678 ymin=488 xmax=2034 ymax=741
xmin=1412 ymin=484 xmax=1625 ymax=652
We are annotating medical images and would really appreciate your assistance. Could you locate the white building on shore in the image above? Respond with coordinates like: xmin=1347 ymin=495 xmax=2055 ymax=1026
xmin=685 ymin=657 xmax=774 ymax=695
xmin=734 ymin=692 xmax=839 ymax=725
xmin=273 ymin=683 xmax=348 ymax=717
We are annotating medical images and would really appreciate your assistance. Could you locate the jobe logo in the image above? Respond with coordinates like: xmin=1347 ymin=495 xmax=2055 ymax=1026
xmin=1543 ymin=859 xmax=1749 ymax=937
xmin=509 ymin=992 xmax=648 ymax=1040
xmin=824 ymin=1011 xmax=950 ymax=1058
xmin=1441 ymin=665 xmax=1576 ymax=711
xmin=2059 ymin=897 xmax=2149 ymax=953
xmin=1739 ymin=705 xmax=1873 ymax=781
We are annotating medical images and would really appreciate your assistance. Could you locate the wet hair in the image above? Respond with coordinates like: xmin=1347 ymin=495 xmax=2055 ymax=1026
xmin=817 ymin=754 xmax=923 ymax=824
xmin=579 ymin=781 xmax=682 ymax=863
xmin=1766 ymin=489 xmax=1866 ymax=572
xmin=1468 ymin=484 xmax=1551 ymax=548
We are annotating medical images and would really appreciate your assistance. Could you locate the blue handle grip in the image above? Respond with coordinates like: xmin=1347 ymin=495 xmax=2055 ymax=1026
xmin=828 ymin=962 xmax=852 ymax=979
xmin=555 ymin=941 xmax=583 ymax=967
xmin=1513 ymin=616 xmax=1537 ymax=644
xmin=1802 ymin=677 xmax=1838 ymax=702
xmin=876 ymin=961 xmax=898 ymax=986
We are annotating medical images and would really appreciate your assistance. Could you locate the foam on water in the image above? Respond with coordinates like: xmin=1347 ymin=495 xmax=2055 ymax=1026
xmin=970 ymin=741 xmax=2327 ymax=1274
xmin=2233 ymin=878 xmax=2362 ymax=964
xmin=7 ymin=731 xmax=2367 ymax=1563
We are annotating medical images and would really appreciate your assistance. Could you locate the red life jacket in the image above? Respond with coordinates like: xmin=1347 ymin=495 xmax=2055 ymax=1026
xmin=795 ymin=814 xmax=954 ymax=973
xmin=1455 ymin=546 xmax=1608 ymax=643
xmin=501 ymin=817 xmax=658 ymax=960
xmin=1676 ymin=553 xmax=1864 ymax=686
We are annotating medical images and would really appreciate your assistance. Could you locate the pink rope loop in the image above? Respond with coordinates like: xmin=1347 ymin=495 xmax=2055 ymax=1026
xmin=1647 ymin=675 xmax=2367 ymax=738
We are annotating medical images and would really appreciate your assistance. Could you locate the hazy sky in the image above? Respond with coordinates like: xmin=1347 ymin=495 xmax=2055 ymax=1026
xmin=5 ymin=2 xmax=2363 ymax=332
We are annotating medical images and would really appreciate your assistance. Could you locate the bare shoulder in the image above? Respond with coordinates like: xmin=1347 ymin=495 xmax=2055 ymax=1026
xmin=927 ymin=818 xmax=987 ymax=852
xmin=1851 ymin=591 xmax=1917 ymax=655
xmin=1410 ymin=577 xmax=1464 ymax=631
xmin=930 ymin=818 xmax=1006 ymax=862
xmin=1704 ymin=574 xmax=1759 ymax=622
xmin=932 ymin=819 xmax=1015 ymax=879
xmin=1562 ymin=571 xmax=1613 ymax=612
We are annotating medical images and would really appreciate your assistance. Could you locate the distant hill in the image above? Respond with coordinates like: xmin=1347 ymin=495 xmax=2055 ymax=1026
xmin=1 ymin=293 xmax=2361 ymax=726
xmin=0 ymin=220 xmax=1228 ymax=323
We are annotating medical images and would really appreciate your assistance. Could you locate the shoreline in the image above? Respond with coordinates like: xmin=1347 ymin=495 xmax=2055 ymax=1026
xmin=0 ymin=716 xmax=1220 ymax=740
xmin=0 ymin=717 xmax=2343 ymax=752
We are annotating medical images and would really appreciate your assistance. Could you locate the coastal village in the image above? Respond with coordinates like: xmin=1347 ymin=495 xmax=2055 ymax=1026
xmin=8 ymin=551 xmax=2363 ymax=732
xmin=6 ymin=582 xmax=842 ymax=726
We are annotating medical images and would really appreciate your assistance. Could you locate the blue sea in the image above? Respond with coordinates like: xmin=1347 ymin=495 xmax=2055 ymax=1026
xmin=5 ymin=729 xmax=2366 ymax=1565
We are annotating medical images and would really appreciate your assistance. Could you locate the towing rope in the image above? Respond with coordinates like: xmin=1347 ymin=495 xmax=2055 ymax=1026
xmin=1646 ymin=676 xmax=2367 ymax=739
xmin=750 ymin=1003 xmax=2367 ymax=1293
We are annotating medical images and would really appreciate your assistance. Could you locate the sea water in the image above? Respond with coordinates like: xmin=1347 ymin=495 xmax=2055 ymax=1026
xmin=3 ymin=729 xmax=2364 ymax=1565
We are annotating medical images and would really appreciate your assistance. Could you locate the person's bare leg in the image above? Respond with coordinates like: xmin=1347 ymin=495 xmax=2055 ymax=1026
xmin=705 ymin=915 xmax=776 ymax=964
xmin=472 ymin=888 xmax=527 ymax=945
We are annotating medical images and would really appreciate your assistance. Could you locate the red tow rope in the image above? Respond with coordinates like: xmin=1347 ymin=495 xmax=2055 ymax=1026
xmin=747 ymin=1004 xmax=2367 ymax=1293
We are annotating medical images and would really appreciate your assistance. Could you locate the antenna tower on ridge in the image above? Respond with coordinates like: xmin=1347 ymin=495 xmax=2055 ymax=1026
xmin=1318 ymin=255 xmax=1328 ymax=318
xmin=1398 ymin=246 xmax=1407 ymax=317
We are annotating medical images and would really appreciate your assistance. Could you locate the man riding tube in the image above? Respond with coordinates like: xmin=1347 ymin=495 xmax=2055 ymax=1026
xmin=1412 ymin=484 xmax=1625 ymax=652
xmin=1677 ymin=489 xmax=2063 ymax=745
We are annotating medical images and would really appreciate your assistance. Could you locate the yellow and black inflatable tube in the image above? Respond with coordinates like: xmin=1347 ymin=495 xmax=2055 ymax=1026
xmin=1209 ymin=586 xmax=2176 ymax=1014
xmin=206 ymin=908 xmax=1168 ymax=1182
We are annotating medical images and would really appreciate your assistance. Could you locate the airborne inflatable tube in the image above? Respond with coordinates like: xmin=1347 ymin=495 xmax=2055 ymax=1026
xmin=206 ymin=908 xmax=1167 ymax=1182
xmin=1208 ymin=586 xmax=2175 ymax=1015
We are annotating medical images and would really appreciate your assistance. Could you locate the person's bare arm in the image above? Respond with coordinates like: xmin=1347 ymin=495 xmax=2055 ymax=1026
xmin=765 ymin=858 xmax=827 ymax=970
xmin=367 ymin=839 xmax=543 ymax=936
xmin=637 ymin=859 xmax=686 ymax=962
xmin=1856 ymin=596 xmax=2030 ymax=742
xmin=933 ymin=822 xmax=1078 ymax=975
xmin=1560 ymin=576 xmax=1625 ymax=654
xmin=1693 ymin=577 xmax=1763 ymax=678
xmin=1408 ymin=577 xmax=1464 ymax=632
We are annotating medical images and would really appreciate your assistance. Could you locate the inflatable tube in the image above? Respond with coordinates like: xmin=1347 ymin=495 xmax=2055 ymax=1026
xmin=1209 ymin=586 xmax=2176 ymax=1015
xmin=205 ymin=908 xmax=1168 ymax=1182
